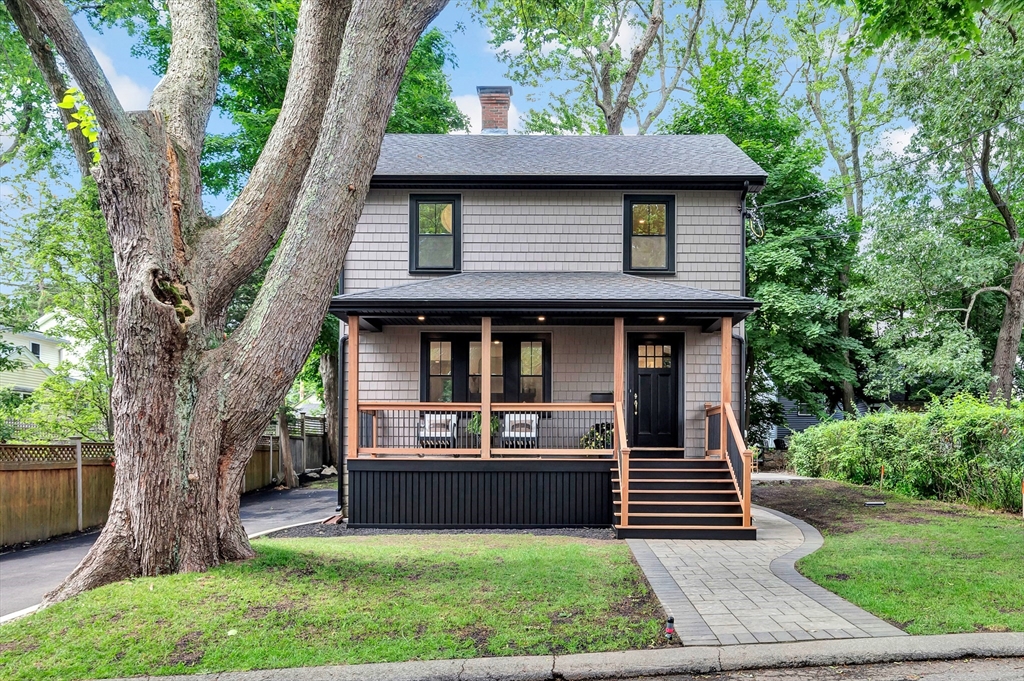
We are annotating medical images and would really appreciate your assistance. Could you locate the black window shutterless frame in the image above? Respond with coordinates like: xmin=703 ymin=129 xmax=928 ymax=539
xmin=420 ymin=333 xmax=551 ymax=403
xmin=623 ymin=194 xmax=675 ymax=274
xmin=409 ymin=194 xmax=462 ymax=274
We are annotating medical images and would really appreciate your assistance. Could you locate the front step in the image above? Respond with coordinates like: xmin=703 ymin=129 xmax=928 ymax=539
xmin=615 ymin=525 xmax=757 ymax=540
xmin=613 ymin=451 xmax=755 ymax=540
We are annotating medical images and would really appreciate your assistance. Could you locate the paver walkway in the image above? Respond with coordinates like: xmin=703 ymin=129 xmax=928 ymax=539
xmin=627 ymin=505 xmax=907 ymax=646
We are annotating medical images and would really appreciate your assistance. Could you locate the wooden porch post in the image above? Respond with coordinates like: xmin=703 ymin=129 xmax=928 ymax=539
xmin=720 ymin=316 xmax=732 ymax=457
xmin=347 ymin=316 xmax=360 ymax=460
xmin=481 ymin=317 xmax=492 ymax=459
xmin=613 ymin=317 xmax=625 ymax=451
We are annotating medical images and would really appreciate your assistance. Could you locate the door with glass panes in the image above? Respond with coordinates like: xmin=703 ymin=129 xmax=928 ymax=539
xmin=422 ymin=334 xmax=550 ymax=403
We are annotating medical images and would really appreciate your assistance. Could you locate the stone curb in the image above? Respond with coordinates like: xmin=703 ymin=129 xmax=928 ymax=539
xmin=116 ymin=632 xmax=1024 ymax=681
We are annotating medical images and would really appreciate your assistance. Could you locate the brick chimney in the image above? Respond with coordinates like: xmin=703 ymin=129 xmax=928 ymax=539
xmin=477 ymin=85 xmax=513 ymax=134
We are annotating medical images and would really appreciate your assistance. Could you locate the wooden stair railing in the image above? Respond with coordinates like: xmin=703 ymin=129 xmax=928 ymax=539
xmin=708 ymin=403 xmax=753 ymax=527
xmin=614 ymin=401 xmax=630 ymax=527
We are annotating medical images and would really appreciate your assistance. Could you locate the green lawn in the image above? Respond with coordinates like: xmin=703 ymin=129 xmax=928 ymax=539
xmin=0 ymin=534 xmax=664 ymax=680
xmin=753 ymin=480 xmax=1024 ymax=635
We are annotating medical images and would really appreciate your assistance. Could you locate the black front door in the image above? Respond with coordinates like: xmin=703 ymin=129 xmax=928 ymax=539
xmin=629 ymin=336 xmax=680 ymax=448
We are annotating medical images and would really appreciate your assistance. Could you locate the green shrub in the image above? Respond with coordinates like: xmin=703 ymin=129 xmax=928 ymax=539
xmin=789 ymin=395 xmax=1024 ymax=512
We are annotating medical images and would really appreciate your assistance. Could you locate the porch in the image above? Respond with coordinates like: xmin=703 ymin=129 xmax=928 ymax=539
xmin=331 ymin=272 xmax=759 ymax=537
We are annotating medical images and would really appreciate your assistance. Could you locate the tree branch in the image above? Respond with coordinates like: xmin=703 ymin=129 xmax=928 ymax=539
xmin=219 ymin=0 xmax=448 ymax=433
xmin=5 ymin=0 xmax=94 ymax=175
xmin=149 ymin=0 xmax=220 ymax=164
xmin=21 ymin=0 xmax=132 ymax=146
xmin=606 ymin=0 xmax=663 ymax=135
xmin=199 ymin=0 xmax=352 ymax=320
xmin=963 ymin=285 xmax=1012 ymax=329
xmin=980 ymin=128 xmax=1020 ymax=243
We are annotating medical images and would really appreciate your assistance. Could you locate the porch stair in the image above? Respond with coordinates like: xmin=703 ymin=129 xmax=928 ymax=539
xmin=611 ymin=451 xmax=756 ymax=540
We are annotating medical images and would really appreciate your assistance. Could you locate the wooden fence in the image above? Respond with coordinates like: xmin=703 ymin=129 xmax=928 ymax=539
xmin=1 ymin=429 xmax=329 ymax=547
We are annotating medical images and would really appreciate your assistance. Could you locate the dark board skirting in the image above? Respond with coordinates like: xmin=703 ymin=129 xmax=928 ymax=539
xmin=348 ymin=459 xmax=613 ymax=528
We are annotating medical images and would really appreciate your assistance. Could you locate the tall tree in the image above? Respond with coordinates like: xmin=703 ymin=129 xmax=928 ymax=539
xmin=785 ymin=0 xmax=891 ymax=412
xmin=475 ymin=0 xmax=708 ymax=134
xmin=667 ymin=46 xmax=856 ymax=428
xmin=884 ymin=12 xmax=1024 ymax=403
xmin=12 ymin=0 xmax=447 ymax=603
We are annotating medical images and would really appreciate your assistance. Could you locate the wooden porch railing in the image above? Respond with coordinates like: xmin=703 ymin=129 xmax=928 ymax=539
xmin=353 ymin=402 xmax=617 ymax=458
xmin=614 ymin=400 xmax=630 ymax=527
xmin=704 ymin=402 xmax=753 ymax=527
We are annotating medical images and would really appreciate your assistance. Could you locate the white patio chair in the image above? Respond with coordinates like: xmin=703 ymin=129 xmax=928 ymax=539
xmin=501 ymin=412 xmax=539 ymax=449
xmin=418 ymin=413 xmax=458 ymax=449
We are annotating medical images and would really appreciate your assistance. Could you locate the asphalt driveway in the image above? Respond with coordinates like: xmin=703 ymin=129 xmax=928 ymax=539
xmin=0 ymin=486 xmax=336 ymax=617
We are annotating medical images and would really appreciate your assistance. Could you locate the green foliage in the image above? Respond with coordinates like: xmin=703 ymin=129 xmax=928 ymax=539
xmin=579 ymin=422 xmax=614 ymax=450
xmin=846 ymin=0 xmax=1024 ymax=46
xmin=466 ymin=411 xmax=500 ymax=436
xmin=10 ymin=367 xmax=110 ymax=442
xmin=0 ymin=389 xmax=24 ymax=442
xmin=667 ymin=44 xmax=859 ymax=422
xmin=56 ymin=88 xmax=100 ymax=163
xmin=790 ymin=396 xmax=1024 ymax=512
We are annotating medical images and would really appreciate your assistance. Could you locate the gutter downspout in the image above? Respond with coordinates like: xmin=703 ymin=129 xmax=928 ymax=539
xmin=336 ymin=270 xmax=346 ymax=514
xmin=739 ymin=180 xmax=750 ymax=299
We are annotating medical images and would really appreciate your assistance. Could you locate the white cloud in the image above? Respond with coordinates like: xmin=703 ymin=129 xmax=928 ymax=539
xmin=91 ymin=46 xmax=153 ymax=111
xmin=880 ymin=127 xmax=916 ymax=157
xmin=453 ymin=94 xmax=521 ymax=134
xmin=613 ymin=20 xmax=638 ymax=53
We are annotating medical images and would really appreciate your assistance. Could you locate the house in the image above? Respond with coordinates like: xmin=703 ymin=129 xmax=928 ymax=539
xmin=329 ymin=86 xmax=765 ymax=539
xmin=0 ymin=316 xmax=69 ymax=397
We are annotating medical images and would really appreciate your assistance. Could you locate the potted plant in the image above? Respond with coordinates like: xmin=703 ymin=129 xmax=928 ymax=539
xmin=580 ymin=422 xmax=614 ymax=449
xmin=467 ymin=411 xmax=501 ymax=437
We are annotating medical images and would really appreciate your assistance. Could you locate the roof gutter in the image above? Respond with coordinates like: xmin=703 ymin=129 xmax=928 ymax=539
xmin=370 ymin=175 xmax=767 ymax=192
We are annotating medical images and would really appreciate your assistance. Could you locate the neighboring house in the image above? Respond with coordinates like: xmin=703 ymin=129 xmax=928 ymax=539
xmin=329 ymin=86 xmax=765 ymax=539
xmin=773 ymin=396 xmax=869 ymax=443
xmin=0 ymin=321 xmax=68 ymax=396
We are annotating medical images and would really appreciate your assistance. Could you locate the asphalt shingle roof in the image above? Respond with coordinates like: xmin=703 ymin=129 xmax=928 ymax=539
xmin=373 ymin=134 xmax=766 ymax=181
xmin=332 ymin=272 xmax=758 ymax=310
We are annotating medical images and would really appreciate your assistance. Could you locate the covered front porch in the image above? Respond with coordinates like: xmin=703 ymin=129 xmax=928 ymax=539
xmin=330 ymin=272 xmax=760 ymax=535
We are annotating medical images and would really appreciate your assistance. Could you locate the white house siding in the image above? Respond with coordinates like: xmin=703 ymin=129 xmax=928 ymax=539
xmin=342 ymin=324 xmax=741 ymax=459
xmin=343 ymin=189 xmax=742 ymax=295
xmin=0 ymin=330 xmax=63 ymax=393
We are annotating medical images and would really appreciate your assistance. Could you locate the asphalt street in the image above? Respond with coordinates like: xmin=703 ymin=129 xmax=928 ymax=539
xmin=0 ymin=485 xmax=336 ymax=616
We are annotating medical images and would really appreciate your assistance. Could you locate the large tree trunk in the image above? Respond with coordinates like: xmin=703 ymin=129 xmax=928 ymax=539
xmin=990 ymin=259 xmax=1024 ymax=404
xmin=320 ymin=349 xmax=339 ymax=467
xmin=24 ymin=0 xmax=447 ymax=605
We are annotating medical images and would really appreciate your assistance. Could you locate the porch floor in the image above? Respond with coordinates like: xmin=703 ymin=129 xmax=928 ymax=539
xmin=626 ymin=506 xmax=907 ymax=646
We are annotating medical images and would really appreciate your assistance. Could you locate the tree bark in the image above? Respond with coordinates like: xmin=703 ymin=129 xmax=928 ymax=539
xmin=320 ymin=350 xmax=339 ymax=467
xmin=278 ymin=407 xmax=299 ymax=488
xmin=23 ymin=0 xmax=448 ymax=605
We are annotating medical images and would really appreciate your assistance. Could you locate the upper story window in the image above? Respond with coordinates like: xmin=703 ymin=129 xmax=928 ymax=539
xmin=410 ymin=194 xmax=461 ymax=273
xmin=30 ymin=342 xmax=41 ymax=358
xmin=624 ymin=195 xmax=675 ymax=274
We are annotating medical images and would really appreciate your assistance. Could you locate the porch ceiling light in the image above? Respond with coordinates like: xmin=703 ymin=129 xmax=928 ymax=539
xmin=537 ymin=316 xmax=545 ymax=322
xmin=417 ymin=315 xmax=426 ymax=321
xmin=657 ymin=316 xmax=666 ymax=322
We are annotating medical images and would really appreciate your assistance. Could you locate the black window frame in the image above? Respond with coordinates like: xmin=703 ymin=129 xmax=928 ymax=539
xmin=409 ymin=194 xmax=462 ymax=274
xmin=420 ymin=333 xmax=551 ymax=403
xmin=623 ymin=194 xmax=676 ymax=274
xmin=30 ymin=342 xmax=41 ymax=358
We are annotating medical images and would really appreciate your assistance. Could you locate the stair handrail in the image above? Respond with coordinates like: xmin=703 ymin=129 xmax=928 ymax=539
xmin=614 ymin=401 xmax=629 ymax=527
xmin=722 ymin=403 xmax=753 ymax=527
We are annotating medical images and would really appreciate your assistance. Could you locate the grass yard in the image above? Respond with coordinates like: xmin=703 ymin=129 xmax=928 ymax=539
xmin=0 ymin=534 xmax=664 ymax=680
xmin=753 ymin=479 xmax=1024 ymax=635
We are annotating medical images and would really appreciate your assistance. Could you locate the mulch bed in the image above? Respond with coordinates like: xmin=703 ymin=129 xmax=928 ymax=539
xmin=263 ymin=523 xmax=617 ymax=540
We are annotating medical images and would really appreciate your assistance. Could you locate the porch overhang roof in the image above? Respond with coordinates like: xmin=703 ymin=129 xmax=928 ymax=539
xmin=329 ymin=272 xmax=759 ymax=325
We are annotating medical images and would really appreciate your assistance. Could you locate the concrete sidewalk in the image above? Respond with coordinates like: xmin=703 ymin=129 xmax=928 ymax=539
xmin=110 ymin=632 xmax=1024 ymax=681
xmin=0 ymin=486 xmax=336 ymax=617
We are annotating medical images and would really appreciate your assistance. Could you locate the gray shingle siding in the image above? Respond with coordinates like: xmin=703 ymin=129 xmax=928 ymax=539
xmin=344 ymin=189 xmax=743 ymax=295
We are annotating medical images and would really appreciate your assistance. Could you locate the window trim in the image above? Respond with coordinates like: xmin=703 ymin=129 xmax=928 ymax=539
xmin=420 ymin=332 xmax=551 ymax=403
xmin=409 ymin=194 xmax=462 ymax=274
xmin=623 ymin=194 xmax=676 ymax=274
xmin=30 ymin=342 xmax=41 ymax=358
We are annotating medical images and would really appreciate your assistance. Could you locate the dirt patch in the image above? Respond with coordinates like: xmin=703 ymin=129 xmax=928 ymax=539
xmin=752 ymin=480 xmax=936 ymax=534
xmin=0 ymin=640 xmax=38 ymax=654
xmin=826 ymin=573 xmax=852 ymax=581
xmin=457 ymin=624 xmax=493 ymax=651
xmin=550 ymin=607 xmax=583 ymax=625
xmin=167 ymin=631 xmax=204 ymax=667
xmin=245 ymin=598 xmax=297 ymax=620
